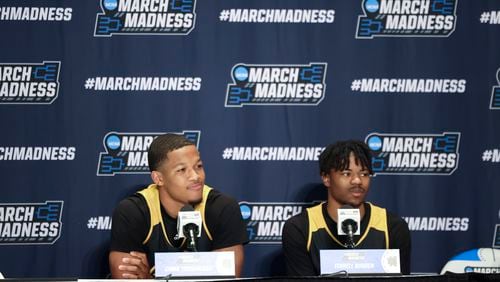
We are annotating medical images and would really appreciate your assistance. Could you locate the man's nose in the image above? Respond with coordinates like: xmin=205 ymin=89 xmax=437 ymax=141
xmin=188 ymin=169 xmax=200 ymax=181
xmin=351 ymin=174 xmax=362 ymax=184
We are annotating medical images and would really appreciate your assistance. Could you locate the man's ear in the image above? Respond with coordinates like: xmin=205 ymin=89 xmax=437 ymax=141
xmin=321 ymin=173 xmax=330 ymax=187
xmin=151 ymin=171 xmax=163 ymax=186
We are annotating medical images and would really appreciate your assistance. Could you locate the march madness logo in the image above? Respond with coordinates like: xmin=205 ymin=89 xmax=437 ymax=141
xmin=239 ymin=202 xmax=312 ymax=243
xmin=0 ymin=61 xmax=60 ymax=104
xmin=94 ymin=0 xmax=196 ymax=36
xmin=366 ymin=132 xmax=460 ymax=175
xmin=97 ymin=130 xmax=200 ymax=176
xmin=356 ymin=0 xmax=458 ymax=39
xmin=0 ymin=201 xmax=63 ymax=245
xmin=226 ymin=63 xmax=327 ymax=107
xmin=490 ymin=68 xmax=500 ymax=110
xmin=465 ymin=267 xmax=500 ymax=274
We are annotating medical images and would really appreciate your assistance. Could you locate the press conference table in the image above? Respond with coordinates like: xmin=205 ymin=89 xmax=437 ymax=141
xmin=1 ymin=273 xmax=499 ymax=282
xmin=238 ymin=273 xmax=500 ymax=282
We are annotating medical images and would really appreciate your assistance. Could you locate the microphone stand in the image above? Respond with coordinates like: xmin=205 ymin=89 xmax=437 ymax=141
xmin=187 ymin=228 xmax=198 ymax=252
xmin=345 ymin=225 xmax=356 ymax=249
xmin=341 ymin=219 xmax=357 ymax=249
xmin=184 ymin=223 xmax=199 ymax=252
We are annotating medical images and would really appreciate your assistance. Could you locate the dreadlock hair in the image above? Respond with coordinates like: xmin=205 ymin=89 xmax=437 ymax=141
xmin=319 ymin=140 xmax=373 ymax=176
xmin=148 ymin=133 xmax=195 ymax=172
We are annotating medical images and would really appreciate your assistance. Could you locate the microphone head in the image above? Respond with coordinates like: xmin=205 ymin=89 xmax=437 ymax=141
xmin=183 ymin=223 xmax=200 ymax=236
xmin=180 ymin=205 xmax=195 ymax=212
xmin=177 ymin=205 xmax=202 ymax=239
xmin=339 ymin=205 xmax=359 ymax=234
xmin=341 ymin=218 xmax=358 ymax=234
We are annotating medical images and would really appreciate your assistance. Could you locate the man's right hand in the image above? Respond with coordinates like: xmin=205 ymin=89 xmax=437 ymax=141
xmin=109 ymin=250 xmax=152 ymax=279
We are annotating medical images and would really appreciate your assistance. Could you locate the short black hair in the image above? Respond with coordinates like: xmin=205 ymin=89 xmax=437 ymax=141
xmin=319 ymin=140 xmax=373 ymax=176
xmin=148 ymin=133 xmax=195 ymax=171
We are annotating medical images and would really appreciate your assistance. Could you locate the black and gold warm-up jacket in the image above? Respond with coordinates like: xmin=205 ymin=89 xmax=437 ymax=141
xmin=306 ymin=202 xmax=390 ymax=272
xmin=138 ymin=184 xmax=215 ymax=274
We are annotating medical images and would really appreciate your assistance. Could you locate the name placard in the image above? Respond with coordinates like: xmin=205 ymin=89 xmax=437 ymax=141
xmin=155 ymin=251 xmax=235 ymax=278
xmin=320 ymin=249 xmax=400 ymax=275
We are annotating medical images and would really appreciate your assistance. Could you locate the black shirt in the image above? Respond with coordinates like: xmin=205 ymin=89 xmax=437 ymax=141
xmin=282 ymin=202 xmax=411 ymax=276
xmin=110 ymin=185 xmax=248 ymax=255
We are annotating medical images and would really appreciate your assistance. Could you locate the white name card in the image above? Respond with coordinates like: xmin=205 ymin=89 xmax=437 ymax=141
xmin=155 ymin=251 xmax=235 ymax=278
xmin=320 ymin=249 xmax=401 ymax=275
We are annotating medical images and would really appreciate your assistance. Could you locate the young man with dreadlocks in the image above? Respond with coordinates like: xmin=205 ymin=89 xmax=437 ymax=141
xmin=282 ymin=140 xmax=411 ymax=276
xmin=109 ymin=134 xmax=248 ymax=279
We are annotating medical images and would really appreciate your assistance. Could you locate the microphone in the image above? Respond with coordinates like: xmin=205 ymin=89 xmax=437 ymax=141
xmin=177 ymin=205 xmax=202 ymax=252
xmin=337 ymin=205 xmax=360 ymax=249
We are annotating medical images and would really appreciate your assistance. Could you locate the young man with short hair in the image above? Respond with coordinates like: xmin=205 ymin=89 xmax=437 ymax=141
xmin=282 ymin=140 xmax=411 ymax=276
xmin=109 ymin=134 xmax=248 ymax=279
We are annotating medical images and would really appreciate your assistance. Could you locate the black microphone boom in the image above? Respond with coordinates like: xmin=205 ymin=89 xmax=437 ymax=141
xmin=184 ymin=222 xmax=199 ymax=252
xmin=341 ymin=218 xmax=357 ymax=248
xmin=339 ymin=205 xmax=359 ymax=249
xmin=178 ymin=205 xmax=201 ymax=252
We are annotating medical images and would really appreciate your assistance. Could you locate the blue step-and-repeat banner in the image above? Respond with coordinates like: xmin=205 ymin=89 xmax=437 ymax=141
xmin=0 ymin=0 xmax=499 ymax=279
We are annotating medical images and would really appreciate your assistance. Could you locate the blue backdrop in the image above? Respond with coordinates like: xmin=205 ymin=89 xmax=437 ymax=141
xmin=0 ymin=0 xmax=499 ymax=278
